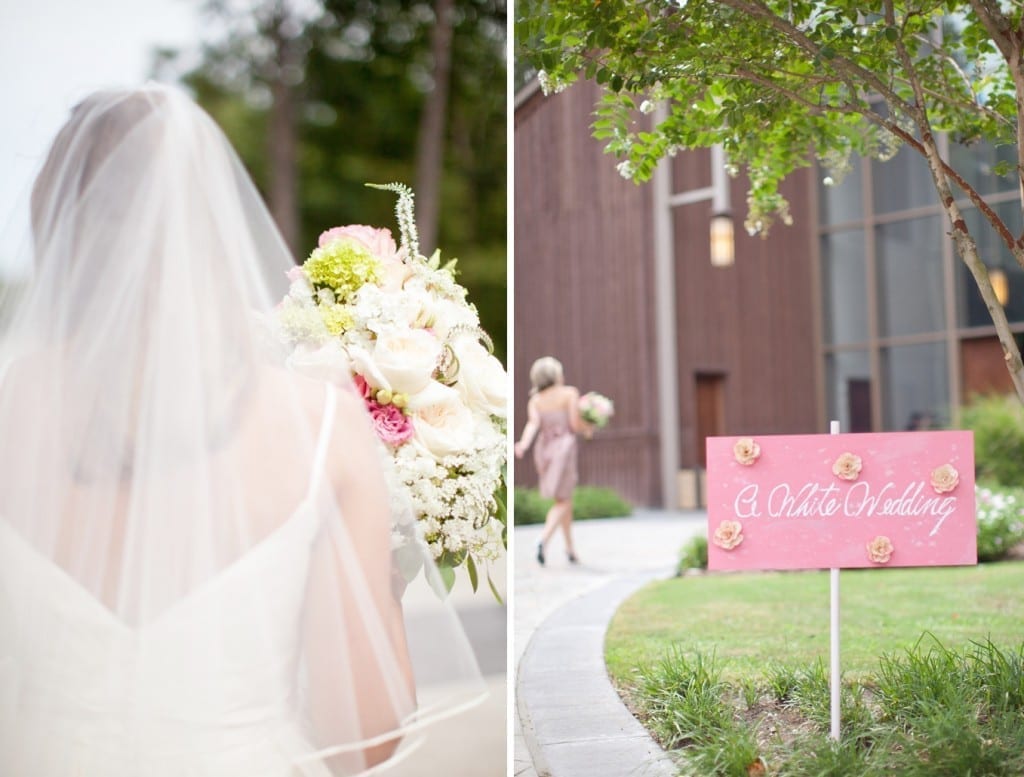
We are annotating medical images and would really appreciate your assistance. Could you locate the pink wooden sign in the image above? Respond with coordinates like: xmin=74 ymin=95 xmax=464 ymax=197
xmin=706 ymin=431 xmax=976 ymax=571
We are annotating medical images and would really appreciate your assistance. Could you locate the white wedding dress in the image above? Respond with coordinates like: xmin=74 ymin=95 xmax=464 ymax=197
xmin=0 ymin=83 xmax=484 ymax=777
xmin=0 ymin=393 xmax=339 ymax=777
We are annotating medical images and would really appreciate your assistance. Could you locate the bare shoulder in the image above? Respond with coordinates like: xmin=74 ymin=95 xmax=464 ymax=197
xmin=256 ymin=367 xmax=380 ymax=488
xmin=559 ymin=385 xmax=581 ymax=407
xmin=255 ymin=368 xmax=370 ymax=443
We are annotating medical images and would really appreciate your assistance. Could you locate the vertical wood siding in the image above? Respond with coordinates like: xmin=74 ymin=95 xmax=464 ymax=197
xmin=514 ymin=82 xmax=661 ymax=506
xmin=672 ymin=170 xmax=820 ymax=468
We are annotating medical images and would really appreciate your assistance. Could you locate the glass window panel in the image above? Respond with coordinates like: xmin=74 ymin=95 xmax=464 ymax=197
xmin=876 ymin=216 xmax=946 ymax=337
xmin=871 ymin=146 xmax=937 ymax=214
xmin=821 ymin=230 xmax=868 ymax=345
xmin=956 ymin=201 xmax=1024 ymax=327
xmin=819 ymin=158 xmax=863 ymax=225
xmin=948 ymin=140 xmax=1017 ymax=197
xmin=881 ymin=341 xmax=949 ymax=431
xmin=826 ymin=350 xmax=872 ymax=432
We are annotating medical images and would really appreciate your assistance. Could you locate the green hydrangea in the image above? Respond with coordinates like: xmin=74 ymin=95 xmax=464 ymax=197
xmin=321 ymin=303 xmax=354 ymax=336
xmin=303 ymin=239 xmax=383 ymax=302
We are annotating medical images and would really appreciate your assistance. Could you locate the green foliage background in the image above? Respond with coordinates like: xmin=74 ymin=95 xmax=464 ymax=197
xmin=158 ymin=0 xmax=506 ymax=360
xmin=961 ymin=394 xmax=1024 ymax=487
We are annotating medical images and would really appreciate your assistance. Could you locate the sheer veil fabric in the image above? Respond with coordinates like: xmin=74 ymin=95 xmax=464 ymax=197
xmin=0 ymin=83 xmax=484 ymax=776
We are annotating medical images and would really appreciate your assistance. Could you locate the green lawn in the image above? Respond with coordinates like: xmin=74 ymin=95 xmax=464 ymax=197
xmin=606 ymin=563 xmax=1024 ymax=686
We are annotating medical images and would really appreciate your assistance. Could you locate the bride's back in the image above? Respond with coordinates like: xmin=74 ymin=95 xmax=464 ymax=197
xmin=0 ymin=354 xmax=345 ymax=616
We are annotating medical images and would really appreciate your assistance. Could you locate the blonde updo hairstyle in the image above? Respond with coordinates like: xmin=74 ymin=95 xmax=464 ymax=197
xmin=529 ymin=356 xmax=564 ymax=396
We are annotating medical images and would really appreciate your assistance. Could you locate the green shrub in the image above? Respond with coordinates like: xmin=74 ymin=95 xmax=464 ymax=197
xmin=677 ymin=534 xmax=708 ymax=573
xmin=512 ymin=485 xmax=632 ymax=525
xmin=976 ymin=483 xmax=1024 ymax=561
xmin=573 ymin=486 xmax=632 ymax=520
xmin=960 ymin=394 xmax=1024 ymax=487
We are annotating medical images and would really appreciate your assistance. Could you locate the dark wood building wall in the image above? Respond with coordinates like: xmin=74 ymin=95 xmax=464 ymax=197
xmin=671 ymin=156 xmax=820 ymax=469
xmin=514 ymin=82 xmax=662 ymax=506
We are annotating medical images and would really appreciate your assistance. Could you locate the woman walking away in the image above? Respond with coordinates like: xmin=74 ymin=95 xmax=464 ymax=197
xmin=514 ymin=357 xmax=591 ymax=566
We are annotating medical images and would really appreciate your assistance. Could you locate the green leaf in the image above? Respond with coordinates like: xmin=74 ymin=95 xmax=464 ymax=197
xmin=467 ymin=554 xmax=479 ymax=593
xmin=992 ymin=160 xmax=1016 ymax=177
xmin=438 ymin=564 xmax=456 ymax=594
xmin=884 ymin=26 xmax=898 ymax=42
xmin=494 ymin=485 xmax=508 ymax=529
xmin=487 ymin=572 xmax=504 ymax=605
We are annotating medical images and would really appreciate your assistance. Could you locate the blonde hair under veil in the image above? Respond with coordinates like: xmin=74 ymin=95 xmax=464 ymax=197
xmin=0 ymin=83 xmax=483 ymax=777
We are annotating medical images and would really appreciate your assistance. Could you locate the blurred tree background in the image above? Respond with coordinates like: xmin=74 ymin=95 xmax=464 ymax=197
xmin=153 ymin=0 xmax=506 ymax=361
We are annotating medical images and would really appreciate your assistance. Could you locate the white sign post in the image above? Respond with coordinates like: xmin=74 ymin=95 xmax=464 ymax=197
xmin=829 ymin=419 xmax=841 ymax=741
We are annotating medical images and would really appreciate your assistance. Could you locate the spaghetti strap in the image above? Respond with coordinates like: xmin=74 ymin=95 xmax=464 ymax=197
xmin=306 ymin=383 xmax=338 ymax=500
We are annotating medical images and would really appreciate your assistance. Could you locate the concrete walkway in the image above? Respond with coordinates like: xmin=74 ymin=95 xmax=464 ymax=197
xmin=514 ymin=511 xmax=707 ymax=777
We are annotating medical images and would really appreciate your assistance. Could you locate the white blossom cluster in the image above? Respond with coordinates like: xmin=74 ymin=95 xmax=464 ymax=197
xmin=392 ymin=416 xmax=506 ymax=563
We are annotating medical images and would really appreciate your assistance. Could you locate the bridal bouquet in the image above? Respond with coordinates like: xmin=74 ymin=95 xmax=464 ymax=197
xmin=579 ymin=391 xmax=614 ymax=428
xmin=272 ymin=184 xmax=507 ymax=594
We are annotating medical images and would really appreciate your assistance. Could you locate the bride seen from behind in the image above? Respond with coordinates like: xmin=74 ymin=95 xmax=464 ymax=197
xmin=0 ymin=83 xmax=482 ymax=776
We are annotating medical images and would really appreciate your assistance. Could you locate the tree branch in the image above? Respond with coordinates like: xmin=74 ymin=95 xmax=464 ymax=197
xmin=906 ymin=34 xmax=1015 ymax=131
xmin=732 ymin=58 xmax=1020 ymax=256
xmin=968 ymin=0 xmax=1016 ymax=60
xmin=716 ymin=0 xmax=918 ymax=120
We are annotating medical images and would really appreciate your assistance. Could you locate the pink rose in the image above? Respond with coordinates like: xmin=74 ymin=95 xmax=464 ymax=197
xmin=319 ymin=224 xmax=402 ymax=262
xmin=352 ymin=373 xmax=374 ymax=401
xmin=713 ymin=520 xmax=744 ymax=550
xmin=369 ymin=401 xmax=414 ymax=446
xmin=286 ymin=266 xmax=305 ymax=282
xmin=866 ymin=535 xmax=894 ymax=564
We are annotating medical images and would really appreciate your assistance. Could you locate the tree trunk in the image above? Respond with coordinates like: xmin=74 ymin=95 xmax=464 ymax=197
xmin=414 ymin=0 xmax=455 ymax=256
xmin=267 ymin=7 xmax=301 ymax=256
xmin=923 ymin=139 xmax=1024 ymax=405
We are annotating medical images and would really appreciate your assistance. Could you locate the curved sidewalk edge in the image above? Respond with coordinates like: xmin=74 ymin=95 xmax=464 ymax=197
xmin=517 ymin=572 xmax=678 ymax=777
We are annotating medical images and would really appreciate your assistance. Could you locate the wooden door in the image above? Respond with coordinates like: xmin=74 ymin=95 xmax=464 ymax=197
xmin=696 ymin=373 xmax=725 ymax=468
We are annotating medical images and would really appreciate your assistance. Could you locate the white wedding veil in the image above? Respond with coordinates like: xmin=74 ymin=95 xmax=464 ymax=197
xmin=0 ymin=83 xmax=484 ymax=776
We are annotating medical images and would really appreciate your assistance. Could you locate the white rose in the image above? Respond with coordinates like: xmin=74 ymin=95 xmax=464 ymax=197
xmin=381 ymin=258 xmax=414 ymax=292
xmin=429 ymin=297 xmax=478 ymax=340
xmin=349 ymin=329 xmax=441 ymax=395
xmin=288 ymin=276 xmax=314 ymax=304
xmin=286 ymin=341 xmax=351 ymax=384
xmin=407 ymin=381 xmax=475 ymax=459
xmin=451 ymin=338 xmax=507 ymax=417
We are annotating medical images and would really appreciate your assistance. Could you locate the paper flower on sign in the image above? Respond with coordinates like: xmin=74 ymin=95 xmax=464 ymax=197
xmin=713 ymin=520 xmax=744 ymax=550
xmin=930 ymin=463 xmax=959 ymax=494
xmin=866 ymin=535 xmax=894 ymax=564
xmin=832 ymin=452 xmax=862 ymax=481
xmin=733 ymin=438 xmax=761 ymax=466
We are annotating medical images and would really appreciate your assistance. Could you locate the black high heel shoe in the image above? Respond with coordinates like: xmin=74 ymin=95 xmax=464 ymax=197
xmin=567 ymin=551 xmax=578 ymax=564
xmin=537 ymin=543 xmax=545 ymax=566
